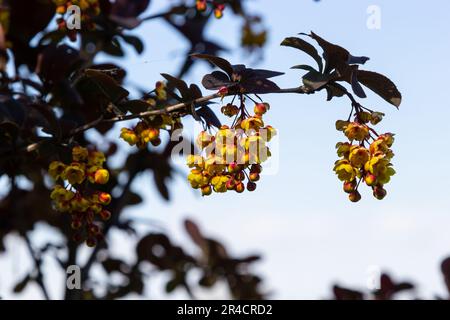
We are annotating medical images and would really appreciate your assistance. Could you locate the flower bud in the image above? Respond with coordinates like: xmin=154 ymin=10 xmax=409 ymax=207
xmin=343 ymin=180 xmax=356 ymax=193
xmin=94 ymin=169 xmax=109 ymax=184
xmin=373 ymin=186 xmax=387 ymax=200
xmin=235 ymin=182 xmax=245 ymax=193
xmin=246 ymin=181 xmax=257 ymax=192
xmin=98 ymin=192 xmax=111 ymax=205
xmin=348 ymin=190 xmax=361 ymax=202
xmin=365 ymin=174 xmax=377 ymax=186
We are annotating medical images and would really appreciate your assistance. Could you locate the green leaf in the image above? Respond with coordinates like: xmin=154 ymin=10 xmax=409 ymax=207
xmin=281 ymin=37 xmax=323 ymax=72
xmin=357 ymin=70 xmax=402 ymax=108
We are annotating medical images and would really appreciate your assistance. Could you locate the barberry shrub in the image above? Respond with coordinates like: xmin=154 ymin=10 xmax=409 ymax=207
xmin=0 ymin=0 xmax=401 ymax=299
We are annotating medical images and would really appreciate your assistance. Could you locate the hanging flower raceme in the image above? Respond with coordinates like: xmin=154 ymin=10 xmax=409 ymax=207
xmin=119 ymin=81 xmax=182 ymax=150
xmin=333 ymin=109 xmax=396 ymax=202
xmin=196 ymin=0 xmax=226 ymax=19
xmin=48 ymin=146 xmax=111 ymax=247
xmin=187 ymin=98 xmax=276 ymax=196
xmin=53 ymin=0 xmax=100 ymax=41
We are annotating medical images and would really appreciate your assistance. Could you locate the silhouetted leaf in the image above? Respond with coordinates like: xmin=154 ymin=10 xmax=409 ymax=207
xmin=351 ymin=69 xmax=366 ymax=98
xmin=121 ymin=99 xmax=151 ymax=114
xmin=326 ymin=83 xmax=346 ymax=101
xmin=357 ymin=70 xmax=402 ymax=108
xmin=161 ymin=73 xmax=190 ymax=99
xmin=13 ymin=274 xmax=31 ymax=293
xmin=241 ymin=78 xmax=280 ymax=94
xmin=291 ymin=65 xmax=318 ymax=73
xmin=281 ymin=37 xmax=323 ymax=72
xmin=191 ymin=54 xmax=234 ymax=77
xmin=196 ymin=106 xmax=221 ymax=128
xmin=202 ymin=71 xmax=232 ymax=90
xmin=84 ymin=69 xmax=129 ymax=103
xmin=121 ymin=35 xmax=144 ymax=54
xmin=302 ymin=70 xmax=334 ymax=90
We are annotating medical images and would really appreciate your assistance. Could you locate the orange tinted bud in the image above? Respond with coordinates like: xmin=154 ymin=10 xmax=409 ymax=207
xmin=218 ymin=86 xmax=228 ymax=96
xmin=226 ymin=178 xmax=236 ymax=190
xmin=71 ymin=220 xmax=82 ymax=230
xmin=86 ymin=237 xmax=97 ymax=247
xmin=99 ymin=209 xmax=111 ymax=221
xmin=249 ymin=172 xmax=260 ymax=182
xmin=228 ymin=162 xmax=239 ymax=173
xmin=348 ymin=190 xmax=361 ymax=202
xmin=94 ymin=169 xmax=109 ymax=184
xmin=246 ymin=181 xmax=257 ymax=192
xmin=365 ymin=174 xmax=377 ymax=186
xmin=250 ymin=164 xmax=262 ymax=174
xmin=235 ymin=182 xmax=245 ymax=193
xmin=254 ymin=103 xmax=268 ymax=115
xmin=343 ymin=181 xmax=356 ymax=193
xmin=151 ymin=137 xmax=161 ymax=146
xmin=98 ymin=192 xmax=111 ymax=205
xmin=373 ymin=186 xmax=387 ymax=200
xmin=201 ymin=185 xmax=212 ymax=196
xmin=235 ymin=171 xmax=245 ymax=181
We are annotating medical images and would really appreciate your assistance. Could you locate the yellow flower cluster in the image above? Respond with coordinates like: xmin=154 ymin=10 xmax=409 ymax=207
xmin=333 ymin=111 xmax=395 ymax=202
xmin=187 ymin=102 xmax=276 ymax=196
xmin=0 ymin=0 xmax=10 ymax=35
xmin=53 ymin=0 xmax=100 ymax=40
xmin=120 ymin=82 xmax=181 ymax=149
xmin=53 ymin=0 xmax=100 ymax=16
xmin=196 ymin=0 xmax=225 ymax=19
xmin=120 ymin=121 xmax=161 ymax=149
xmin=48 ymin=146 xmax=111 ymax=247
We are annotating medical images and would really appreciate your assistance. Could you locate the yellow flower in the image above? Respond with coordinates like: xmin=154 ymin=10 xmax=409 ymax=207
xmin=94 ymin=169 xmax=109 ymax=184
xmin=344 ymin=122 xmax=369 ymax=141
xmin=377 ymin=165 xmax=396 ymax=184
xmin=261 ymin=125 xmax=277 ymax=142
xmin=379 ymin=133 xmax=395 ymax=147
xmin=211 ymin=175 xmax=229 ymax=193
xmin=201 ymin=185 xmax=212 ymax=196
xmin=333 ymin=159 xmax=358 ymax=182
xmin=120 ymin=128 xmax=138 ymax=146
xmin=48 ymin=161 xmax=66 ymax=181
xmin=186 ymin=154 xmax=205 ymax=169
xmin=140 ymin=128 xmax=159 ymax=143
xmin=187 ymin=169 xmax=210 ymax=188
xmin=204 ymin=156 xmax=226 ymax=175
xmin=336 ymin=142 xmax=352 ymax=158
xmin=63 ymin=163 xmax=85 ymax=185
xmin=197 ymin=131 xmax=215 ymax=149
xmin=349 ymin=146 xmax=370 ymax=168
xmin=87 ymin=150 xmax=106 ymax=166
xmin=240 ymin=117 xmax=264 ymax=131
xmin=72 ymin=146 xmax=88 ymax=162
xmin=156 ymin=81 xmax=167 ymax=100
xmin=335 ymin=120 xmax=350 ymax=131
xmin=70 ymin=196 xmax=91 ymax=212
xmin=50 ymin=185 xmax=75 ymax=202
xmin=364 ymin=155 xmax=390 ymax=176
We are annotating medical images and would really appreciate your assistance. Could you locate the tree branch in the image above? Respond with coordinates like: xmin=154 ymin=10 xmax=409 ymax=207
xmin=24 ymin=234 xmax=50 ymax=300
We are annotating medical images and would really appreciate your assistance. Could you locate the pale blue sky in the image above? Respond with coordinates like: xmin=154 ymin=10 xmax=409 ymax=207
xmin=1 ymin=0 xmax=450 ymax=299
